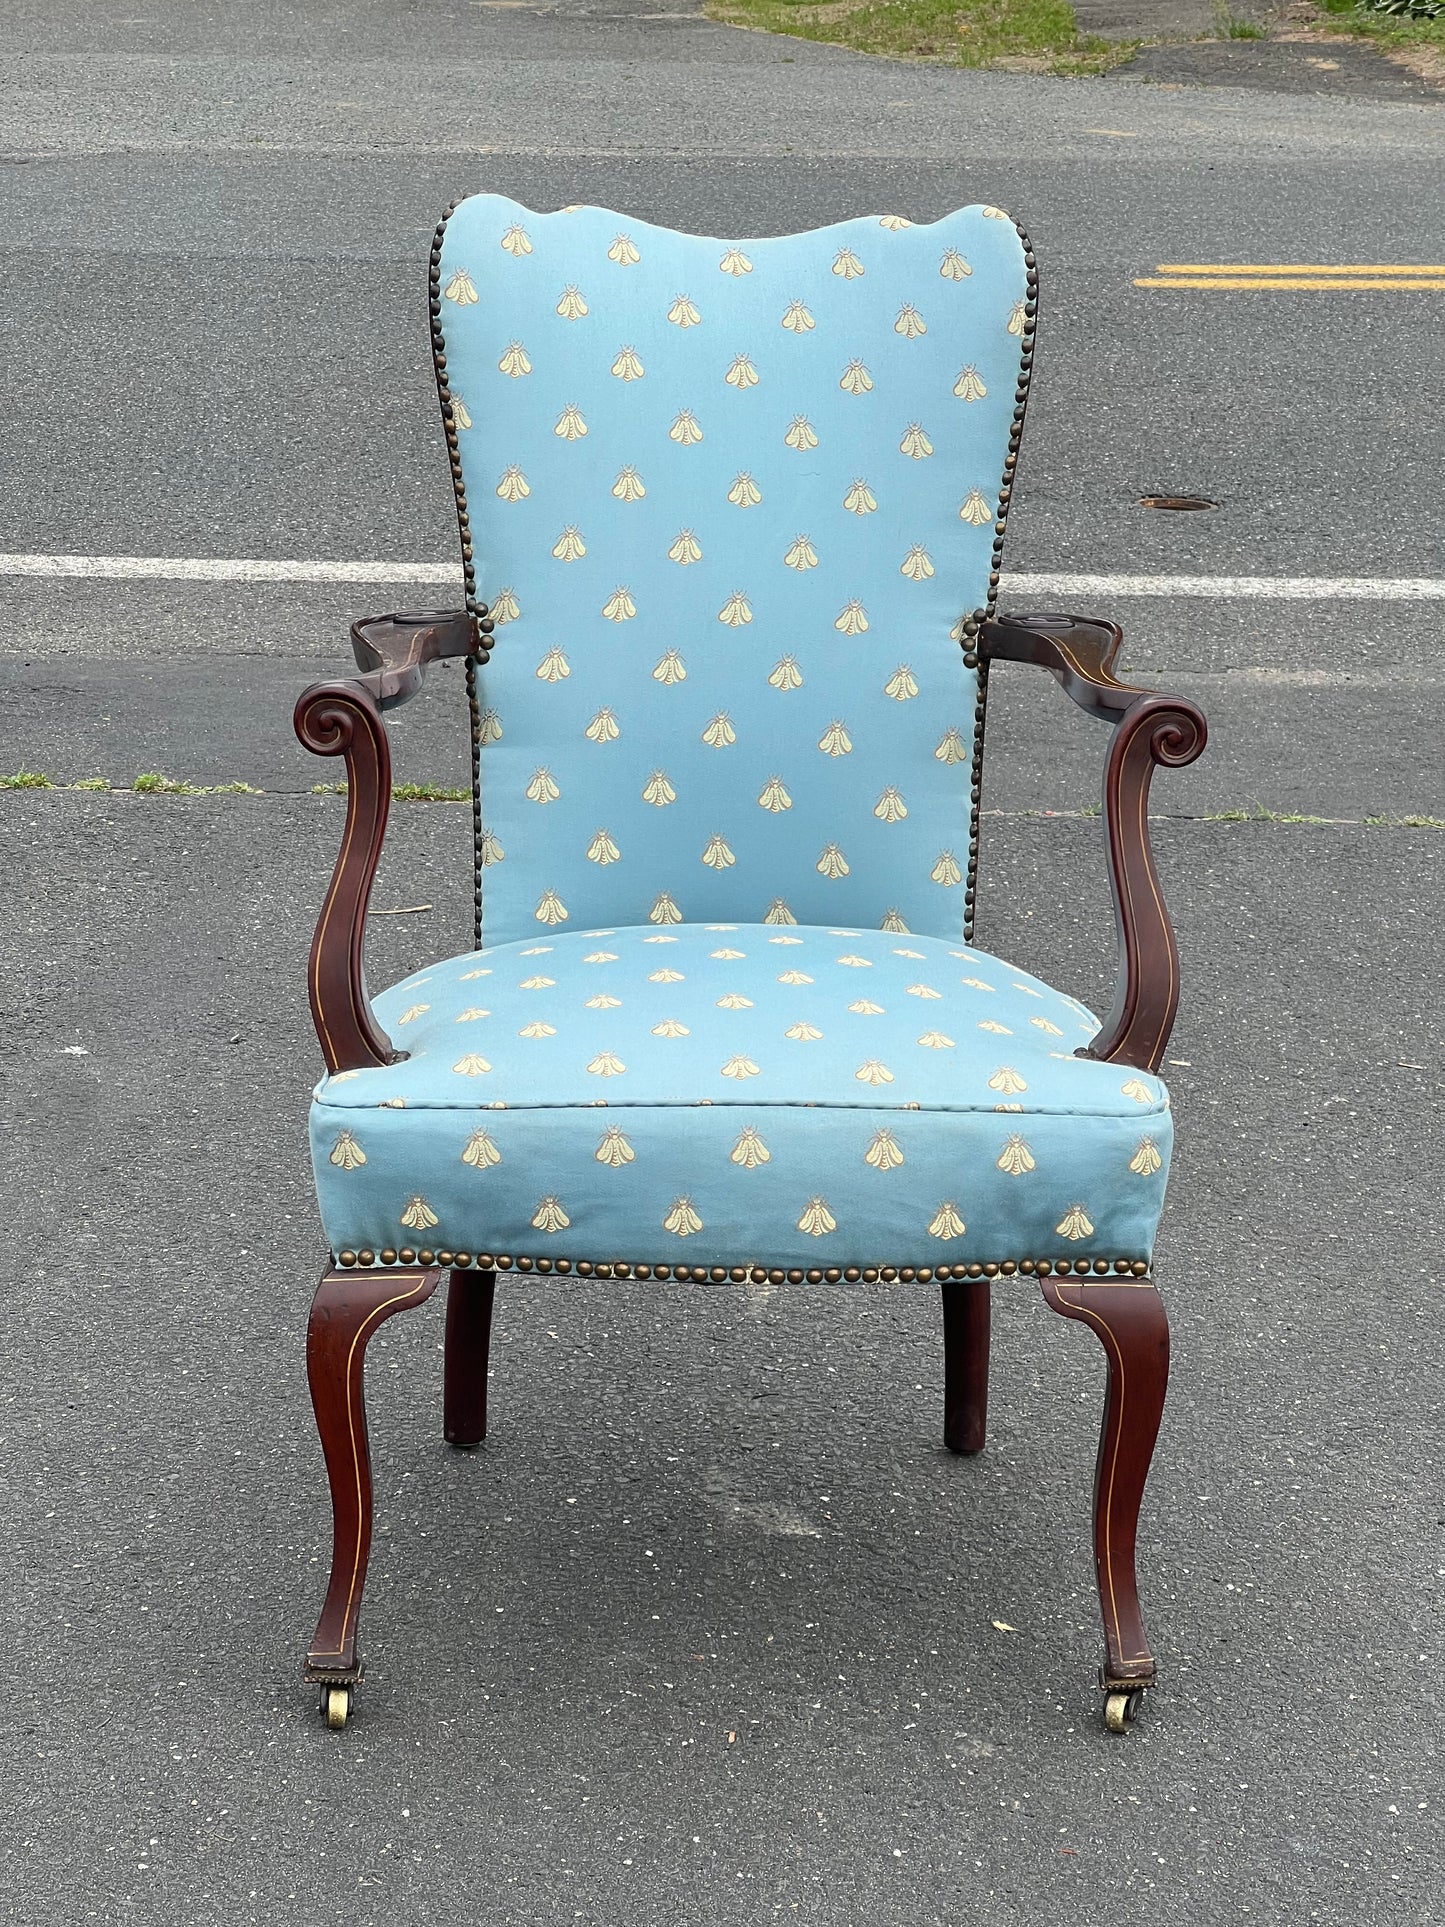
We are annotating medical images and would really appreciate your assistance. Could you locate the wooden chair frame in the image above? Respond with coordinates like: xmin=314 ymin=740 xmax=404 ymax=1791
xmin=295 ymin=601 xmax=1204 ymax=1732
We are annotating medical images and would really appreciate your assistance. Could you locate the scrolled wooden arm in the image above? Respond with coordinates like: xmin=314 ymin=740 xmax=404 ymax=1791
xmin=294 ymin=609 xmax=475 ymax=1073
xmin=979 ymin=612 xmax=1208 ymax=1073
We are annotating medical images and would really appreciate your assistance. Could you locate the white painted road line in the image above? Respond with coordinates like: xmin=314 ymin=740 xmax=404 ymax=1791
xmin=3 ymin=554 xmax=1445 ymax=600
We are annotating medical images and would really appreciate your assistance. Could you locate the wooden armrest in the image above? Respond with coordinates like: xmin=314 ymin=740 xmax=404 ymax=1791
xmin=978 ymin=610 xmax=1208 ymax=1074
xmin=349 ymin=608 xmax=477 ymax=710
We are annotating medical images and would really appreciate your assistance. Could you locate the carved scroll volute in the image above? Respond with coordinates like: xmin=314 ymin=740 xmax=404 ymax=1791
xmin=1088 ymin=697 xmax=1208 ymax=1073
xmin=294 ymin=680 xmax=397 ymax=1073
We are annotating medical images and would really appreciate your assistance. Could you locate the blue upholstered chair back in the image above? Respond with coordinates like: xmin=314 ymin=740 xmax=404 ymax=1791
xmin=432 ymin=195 xmax=1033 ymax=949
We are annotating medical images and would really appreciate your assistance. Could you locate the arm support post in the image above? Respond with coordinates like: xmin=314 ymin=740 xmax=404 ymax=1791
xmin=293 ymin=609 xmax=473 ymax=1075
xmin=979 ymin=612 xmax=1207 ymax=1074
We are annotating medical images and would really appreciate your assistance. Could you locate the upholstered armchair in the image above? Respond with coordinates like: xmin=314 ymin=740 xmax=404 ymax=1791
xmin=294 ymin=195 xmax=1206 ymax=1733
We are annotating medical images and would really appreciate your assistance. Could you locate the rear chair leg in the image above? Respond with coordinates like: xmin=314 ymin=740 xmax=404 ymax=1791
xmin=304 ymin=1265 xmax=442 ymax=1726
xmin=1041 ymin=1275 xmax=1170 ymax=1731
xmin=445 ymin=1268 xmax=497 ymax=1447
xmin=941 ymin=1279 xmax=990 ymax=1454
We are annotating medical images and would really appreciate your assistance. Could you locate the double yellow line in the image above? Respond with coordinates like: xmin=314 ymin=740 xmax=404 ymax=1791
xmin=1137 ymin=263 xmax=1445 ymax=291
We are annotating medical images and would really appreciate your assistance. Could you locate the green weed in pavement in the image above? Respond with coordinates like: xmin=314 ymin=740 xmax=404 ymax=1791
xmin=706 ymin=0 xmax=1132 ymax=73
xmin=1315 ymin=0 xmax=1445 ymax=45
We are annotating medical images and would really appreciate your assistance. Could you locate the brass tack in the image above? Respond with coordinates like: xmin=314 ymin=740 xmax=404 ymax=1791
xmin=578 ymin=1260 xmax=594 ymax=1276
xmin=710 ymin=1267 xmax=727 ymax=1283
xmin=515 ymin=1255 xmax=532 ymax=1271
xmin=399 ymin=1248 xmax=416 ymax=1264
xmin=786 ymin=1268 xmax=804 ymax=1283
xmin=357 ymin=1249 xmax=375 ymax=1266
xmin=729 ymin=1267 xmax=747 ymax=1283
xmin=381 ymin=1249 xmax=397 ymax=1265
xmin=339 ymin=1250 xmax=357 ymax=1267
xmin=824 ymin=1267 xmax=841 ymax=1283
xmin=1037 ymin=1260 xmax=1052 ymax=1276
xmin=880 ymin=1267 xmax=898 ymax=1283
xmin=984 ymin=1262 xmax=999 ymax=1277
xmin=802 ymin=1267 xmax=819 ymax=1283
xmin=916 ymin=1267 xmax=933 ymax=1284
xmin=1132 ymin=1260 xmax=1149 ymax=1277
xmin=454 ymin=1251 xmax=472 ymax=1267
xmin=862 ymin=1268 xmax=879 ymax=1283
xmin=1074 ymin=1259 xmax=1091 ymax=1275
xmin=899 ymin=1267 xmax=916 ymax=1283
xmin=1093 ymin=1259 xmax=1110 ymax=1275
xmin=634 ymin=1263 xmax=651 ymax=1279
xmin=769 ymin=1269 xmax=785 ymax=1284
xmin=494 ymin=1254 xmax=511 ymax=1270
xmin=1114 ymin=1259 xmax=1131 ymax=1275
xmin=844 ymin=1266 xmax=861 ymax=1282
xmin=536 ymin=1257 xmax=552 ymax=1273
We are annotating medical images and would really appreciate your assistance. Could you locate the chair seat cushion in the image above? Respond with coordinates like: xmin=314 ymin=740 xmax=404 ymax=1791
xmin=309 ymin=923 xmax=1172 ymax=1274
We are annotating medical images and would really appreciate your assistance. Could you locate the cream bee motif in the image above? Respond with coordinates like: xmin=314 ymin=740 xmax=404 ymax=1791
xmin=997 ymin=1135 xmax=1035 ymax=1176
xmin=899 ymin=424 xmax=933 ymax=460
xmin=959 ymin=490 xmax=993 ymax=527
xmin=587 ymin=1051 xmax=626 ymax=1077
xmin=401 ymin=1196 xmax=439 ymax=1231
xmin=532 ymin=1196 xmax=571 ymax=1233
xmin=725 ymin=354 xmax=760 ymax=390
xmin=450 ymin=397 xmax=472 ymax=430
xmin=650 ymin=892 xmax=683 ymax=925
xmin=612 ymin=466 xmax=646 ymax=502
xmin=497 ymin=341 xmax=531 ymax=378
xmin=878 ymin=214 xmax=912 ymax=231
xmin=780 ymin=300 xmax=815 ymax=333
xmin=834 ymin=601 xmax=868 ymax=635
xmin=525 ymin=768 xmax=560 ymax=803
xmin=763 ymin=899 xmax=796 ymax=925
xmin=954 ymin=365 xmax=987 ymax=402
xmin=839 ymin=360 xmax=873 ymax=396
xmin=453 ymin=1053 xmax=492 ymax=1074
xmin=555 ymin=285 xmax=589 ymax=320
xmin=854 ymin=1060 xmax=894 ymax=1086
xmin=988 ymin=1066 xmax=1028 ymax=1095
xmin=784 ymin=416 xmax=818 ymax=451
xmin=601 ymin=587 xmax=635 ymax=623
xmin=329 ymin=1131 xmax=366 ymax=1171
xmin=610 ymin=345 xmax=644 ymax=381
xmin=874 ymin=787 xmax=908 ymax=823
xmin=668 ymin=295 xmax=701 ymax=328
xmin=940 ymin=247 xmax=972 ymax=280
xmin=730 ymin=1126 xmax=770 ymax=1168
xmin=653 ymin=649 xmax=687 ymax=685
xmin=784 ymin=1022 xmax=823 ymax=1041
xmin=496 ymin=467 xmax=530 ymax=503
xmin=553 ymin=403 xmax=587 ymax=441
xmin=461 ymin=1129 xmax=502 ymax=1170
xmin=757 ymin=775 xmax=792 ymax=813
xmin=585 ymin=707 xmax=620 ymax=743
xmin=586 ymin=830 xmax=620 ymax=865
xmin=670 ymin=409 xmax=704 ymax=445
xmin=932 ymin=851 xmax=962 ymax=886
xmin=716 ymin=994 xmax=754 ymax=1010
xmin=444 ymin=268 xmax=478 ymax=304
xmin=816 ymin=845 xmax=850 ymax=880
xmin=534 ymin=891 xmax=568 ymax=925
xmin=701 ymin=834 xmax=736 ymax=870
xmin=881 ymin=909 xmax=909 ymax=933
xmin=397 ymin=1003 xmax=430 ymax=1025
xmin=843 ymin=479 xmax=876 ymax=515
xmin=894 ymin=303 xmax=927 ymax=338
xmin=668 ymin=530 xmax=703 ymax=566
xmin=935 ymin=727 xmax=967 ymax=764
xmin=499 ymin=224 xmax=532 ymax=257
xmin=536 ymin=646 xmax=569 ymax=683
xmin=663 ymin=1197 xmax=703 ymax=1237
xmin=1121 ymin=1079 xmax=1156 ymax=1104
xmin=1130 ymin=1137 xmax=1164 ymax=1175
xmin=768 ymin=655 xmax=802 ymax=690
xmin=595 ymin=1126 xmax=636 ymax=1168
xmin=718 ymin=591 xmax=752 ymax=627
xmin=1056 ymin=1205 xmax=1094 ymax=1242
xmin=832 ymin=247 xmax=864 ymax=279
xmin=719 ymin=247 xmax=753 ymax=276
xmin=928 ymin=1202 xmax=966 ymax=1241
xmin=489 ymin=589 xmax=519 ymax=625
xmin=818 ymin=720 xmax=852 ymax=757
xmin=551 ymin=525 xmax=586 ymax=561
xmin=1007 ymin=299 xmax=1029 ymax=336
xmin=784 ymin=535 xmax=818 ymax=571
xmin=917 ymin=1030 xmax=955 ymax=1050
xmin=900 ymin=546 xmax=935 ymax=581
xmin=865 ymin=1129 xmax=904 ymax=1171
xmin=728 ymin=472 xmax=762 ymax=508
xmin=797 ymin=1198 xmax=837 ymax=1237
xmin=701 ymin=713 xmax=736 ymax=748
xmin=608 ymin=233 xmax=641 ymax=265
xmin=652 ymin=1019 xmax=690 ymax=1037
xmin=642 ymin=770 xmax=677 ymax=807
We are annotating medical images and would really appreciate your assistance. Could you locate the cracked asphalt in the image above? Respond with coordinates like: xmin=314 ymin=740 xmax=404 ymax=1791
xmin=0 ymin=3 xmax=1441 ymax=1922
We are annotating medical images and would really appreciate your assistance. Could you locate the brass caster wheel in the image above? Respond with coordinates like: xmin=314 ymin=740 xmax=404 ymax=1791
xmin=322 ymin=1684 xmax=353 ymax=1731
xmin=1103 ymin=1689 xmax=1143 ymax=1734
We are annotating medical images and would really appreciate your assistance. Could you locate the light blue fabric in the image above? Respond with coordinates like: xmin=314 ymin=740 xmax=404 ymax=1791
xmin=433 ymin=195 xmax=1030 ymax=948
xmin=311 ymin=924 xmax=1171 ymax=1270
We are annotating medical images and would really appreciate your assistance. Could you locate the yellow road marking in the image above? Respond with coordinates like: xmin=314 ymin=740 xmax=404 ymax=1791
xmin=1138 ymin=275 xmax=1445 ymax=290
xmin=1154 ymin=263 xmax=1445 ymax=275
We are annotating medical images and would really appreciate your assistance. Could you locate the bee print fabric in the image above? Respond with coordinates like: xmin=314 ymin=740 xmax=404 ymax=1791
xmin=434 ymin=196 xmax=1030 ymax=948
xmin=310 ymin=923 xmax=1173 ymax=1273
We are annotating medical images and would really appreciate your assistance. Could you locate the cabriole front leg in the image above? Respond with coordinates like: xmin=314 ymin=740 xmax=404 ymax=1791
xmin=304 ymin=1266 xmax=443 ymax=1726
xmin=1041 ymin=1276 xmax=1169 ymax=1730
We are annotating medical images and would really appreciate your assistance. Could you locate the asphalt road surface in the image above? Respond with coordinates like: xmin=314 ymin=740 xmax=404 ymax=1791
xmin=1 ymin=5 xmax=1442 ymax=1924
